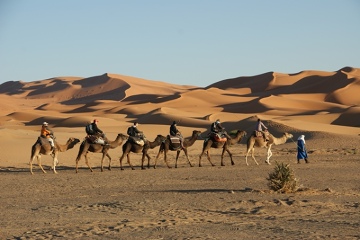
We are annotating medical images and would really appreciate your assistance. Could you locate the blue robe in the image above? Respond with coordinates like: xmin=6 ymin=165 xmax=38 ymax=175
xmin=297 ymin=139 xmax=308 ymax=159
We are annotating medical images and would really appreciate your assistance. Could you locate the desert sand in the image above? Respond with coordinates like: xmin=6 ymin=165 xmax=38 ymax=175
xmin=0 ymin=67 xmax=359 ymax=239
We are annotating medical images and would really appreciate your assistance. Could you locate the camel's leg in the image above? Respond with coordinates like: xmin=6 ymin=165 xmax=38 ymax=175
xmin=127 ymin=154 xmax=135 ymax=170
xmin=251 ymin=148 xmax=259 ymax=165
xmin=220 ymin=148 xmax=227 ymax=166
xmin=52 ymin=156 xmax=58 ymax=174
xmin=84 ymin=154 xmax=93 ymax=172
xmin=265 ymin=148 xmax=272 ymax=165
xmin=29 ymin=156 xmax=35 ymax=175
xmin=163 ymin=150 xmax=172 ymax=169
xmin=175 ymin=150 xmax=180 ymax=168
xmin=106 ymin=153 xmax=112 ymax=171
xmin=75 ymin=155 xmax=82 ymax=173
xmin=119 ymin=153 xmax=126 ymax=170
xmin=141 ymin=152 xmax=150 ymax=170
xmin=100 ymin=153 xmax=111 ymax=172
xmin=153 ymin=148 xmax=164 ymax=169
xmin=245 ymin=149 xmax=250 ymax=166
xmin=100 ymin=153 xmax=105 ymax=172
xmin=37 ymin=155 xmax=47 ymax=174
xmin=182 ymin=149 xmax=193 ymax=167
xmin=205 ymin=150 xmax=215 ymax=167
xmin=147 ymin=152 xmax=153 ymax=169
xmin=198 ymin=150 xmax=205 ymax=167
xmin=75 ymin=158 xmax=80 ymax=173
xmin=224 ymin=148 xmax=234 ymax=166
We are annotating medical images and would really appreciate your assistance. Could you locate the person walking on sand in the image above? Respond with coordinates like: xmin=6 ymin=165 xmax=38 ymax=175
xmin=297 ymin=135 xmax=309 ymax=163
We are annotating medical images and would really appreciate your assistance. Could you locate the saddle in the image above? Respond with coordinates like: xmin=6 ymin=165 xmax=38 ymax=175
xmin=210 ymin=132 xmax=227 ymax=142
xmin=253 ymin=131 xmax=263 ymax=138
xmin=253 ymin=130 xmax=270 ymax=140
xmin=86 ymin=135 xmax=105 ymax=145
xmin=169 ymin=135 xmax=181 ymax=144
xmin=128 ymin=136 xmax=145 ymax=146
xmin=167 ymin=135 xmax=182 ymax=150
xmin=37 ymin=136 xmax=55 ymax=145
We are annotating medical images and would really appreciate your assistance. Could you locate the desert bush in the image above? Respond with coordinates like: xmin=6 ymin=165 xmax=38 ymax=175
xmin=267 ymin=161 xmax=299 ymax=193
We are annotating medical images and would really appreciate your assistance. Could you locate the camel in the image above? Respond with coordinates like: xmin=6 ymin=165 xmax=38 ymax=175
xmin=30 ymin=137 xmax=80 ymax=174
xmin=199 ymin=130 xmax=247 ymax=167
xmin=119 ymin=134 xmax=167 ymax=170
xmin=245 ymin=132 xmax=293 ymax=165
xmin=75 ymin=133 xmax=128 ymax=173
xmin=154 ymin=130 xmax=202 ymax=169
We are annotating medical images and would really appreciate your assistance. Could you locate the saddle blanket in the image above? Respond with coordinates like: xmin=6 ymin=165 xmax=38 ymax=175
xmin=170 ymin=137 xmax=180 ymax=144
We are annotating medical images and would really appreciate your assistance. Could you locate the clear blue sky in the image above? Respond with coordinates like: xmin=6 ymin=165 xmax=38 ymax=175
xmin=1 ymin=0 xmax=359 ymax=87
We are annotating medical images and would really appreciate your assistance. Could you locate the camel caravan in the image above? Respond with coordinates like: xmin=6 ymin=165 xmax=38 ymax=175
xmin=29 ymin=118 xmax=295 ymax=174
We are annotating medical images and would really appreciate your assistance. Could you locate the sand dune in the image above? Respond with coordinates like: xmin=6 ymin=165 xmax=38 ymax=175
xmin=0 ymin=67 xmax=359 ymax=239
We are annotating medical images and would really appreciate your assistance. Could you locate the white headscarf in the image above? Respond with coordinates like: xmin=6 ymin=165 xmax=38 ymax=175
xmin=297 ymin=135 xmax=305 ymax=144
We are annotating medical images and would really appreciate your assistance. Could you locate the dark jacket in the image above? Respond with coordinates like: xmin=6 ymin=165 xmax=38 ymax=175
xmin=170 ymin=123 xmax=180 ymax=136
xmin=91 ymin=123 xmax=103 ymax=134
xmin=127 ymin=126 xmax=142 ymax=137
xmin=211 ymin=122 xmax=224 ymax=133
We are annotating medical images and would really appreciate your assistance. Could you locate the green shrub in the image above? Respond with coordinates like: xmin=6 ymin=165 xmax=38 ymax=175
xmin=267 ymin=162 xmax=299 ymax=193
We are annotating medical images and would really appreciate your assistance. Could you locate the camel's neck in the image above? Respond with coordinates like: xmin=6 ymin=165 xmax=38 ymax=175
xmin=149 ymin=140 xmax=161 ymax=149
xmin=55 ymin=142 xmax=72 ymax=152
xmin=229 ymin=135 xmax=243 ymax=145
xmin=273 ymin=135 xmax=289 ymax=145
xmin=184 ymin=135 xmax=198 ymax=147
xmin=110 ymin=136 xmax=125 ymax=147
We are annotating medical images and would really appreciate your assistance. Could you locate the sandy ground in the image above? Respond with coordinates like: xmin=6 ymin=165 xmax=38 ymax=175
xmin=1 ymin=134 xmax=359 ymax=239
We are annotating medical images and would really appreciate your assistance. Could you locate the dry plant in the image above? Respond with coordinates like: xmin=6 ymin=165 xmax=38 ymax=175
xmin=267 ymin=161 xmax=299 ymax=193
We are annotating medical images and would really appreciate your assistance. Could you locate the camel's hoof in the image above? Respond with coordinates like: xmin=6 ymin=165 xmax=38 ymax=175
xmin=141 ymin=167 xmax=146 ymax=170
xmin=120 ymin=168 xmax=124 ymax=171
xmin=212 ymin=164 xmax=216 ymax=167
xmin=190 ymin=165 xmax=194 ymax=167
xmin=265 ymin=161 xmax=270 ymax=165
xmin=131 ymin=168 xmax=135 ymax=170
xmin=231 ymin=162 xmax=235 ymax=166
xmin=199 ymin=165 xmax=202 ymax=167
xmin=221 ymin=164 xmax=225 ymax=167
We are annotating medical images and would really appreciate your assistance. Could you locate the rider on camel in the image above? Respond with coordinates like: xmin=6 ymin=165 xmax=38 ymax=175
xmin=255 ymin=118 xmax=269 ymax=141
xmin=210 ymin=119 xmax=231 ymax=139
xmin=86 ymin=119 xmax=108 ymax=145
xmin=170 ymin=121 xmax=184 ymax=148
xmin=127 ymin=122 xmax=145 ymax=141
xmin=40 ymin=122 xmax=56 ymax=151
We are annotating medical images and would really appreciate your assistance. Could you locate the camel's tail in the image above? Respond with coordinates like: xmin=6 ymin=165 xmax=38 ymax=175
xmin=30 ymin=141 xmax=39 ymax=161
xmin=75 ymin=141 xmax=86 ymax=161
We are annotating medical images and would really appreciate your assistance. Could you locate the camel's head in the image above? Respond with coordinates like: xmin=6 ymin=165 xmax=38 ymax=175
xmin=67 ymin=137 xmax=81 ymax=149
xmin=192 ymin=130 xmax=202 ymax=137
xmin=284 ymin=132 xmax=293 ymax=139
xmin=118 ymin=133 xmax=129 ymax=140
xmin=235 ymin=130 xmax=247 ymax=142
xmin=156 ymin=134 xmax=167 ymax=142
xmin=237 ymin=130 xmax=247 ymax=137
